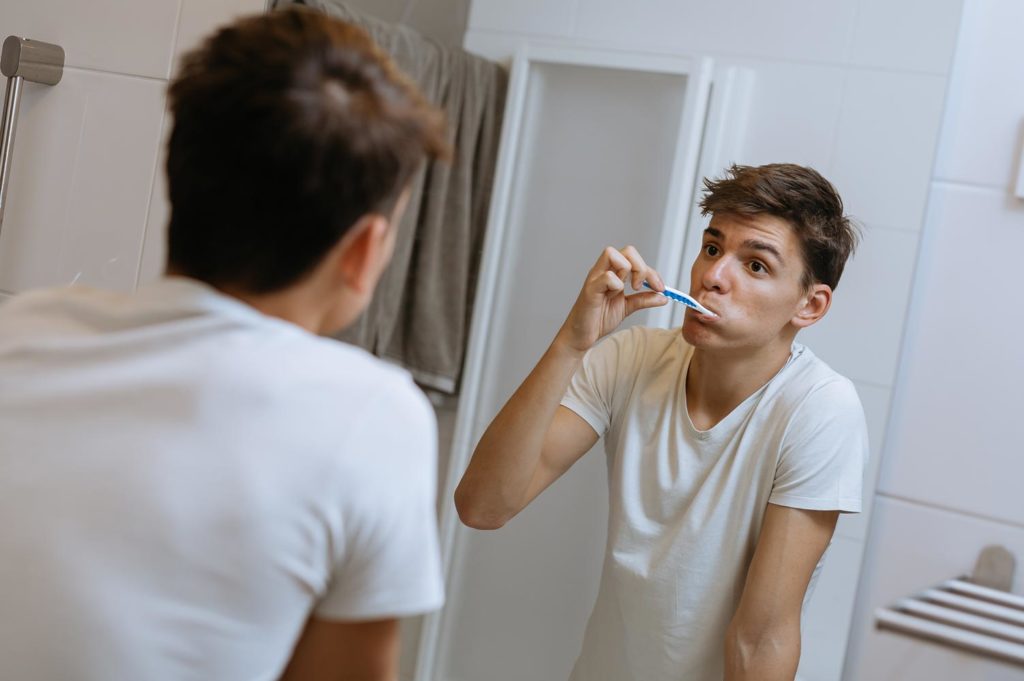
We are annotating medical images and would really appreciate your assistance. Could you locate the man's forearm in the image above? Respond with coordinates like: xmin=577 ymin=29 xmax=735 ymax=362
xmin=454 ymin=335 xmax=583 ymax=528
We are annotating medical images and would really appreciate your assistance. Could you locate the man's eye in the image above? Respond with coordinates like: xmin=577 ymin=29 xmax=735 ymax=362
xmin=703 ymin=244 xmax=719 ymax=256
xmin=750 ymin=261 xmax=766 ymax=273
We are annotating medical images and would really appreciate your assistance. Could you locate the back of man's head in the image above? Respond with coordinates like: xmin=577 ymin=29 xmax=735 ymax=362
xmin=699 ymin=163 xmax=859 ymax=291
xmin=165 ymin=7 xmax=448 ymax=294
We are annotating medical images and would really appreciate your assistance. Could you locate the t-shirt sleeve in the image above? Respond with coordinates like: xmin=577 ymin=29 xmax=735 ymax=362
xmin=315 ymin=378 xmax=444 ymax=620
xmin=768 ymin=378 xmax=869 ymax=513
xmin=560 ymin=327 xmax=639 ymax=436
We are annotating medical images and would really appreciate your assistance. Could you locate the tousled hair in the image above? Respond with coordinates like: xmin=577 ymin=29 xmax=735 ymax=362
xmin=165 ymin=6 xmax=449 ymax=293
xmin=699 ymin=163 xmax=859 ymax=289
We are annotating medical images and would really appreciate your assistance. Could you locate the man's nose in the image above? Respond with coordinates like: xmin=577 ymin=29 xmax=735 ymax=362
xmin=701 ymin=257 xmax=731 ymax=292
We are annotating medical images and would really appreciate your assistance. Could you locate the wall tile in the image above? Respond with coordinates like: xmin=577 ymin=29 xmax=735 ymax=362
xmin=0 ymin=1 xmax=181 ymax=80
xmin=723 ymin=60 xmax=845 ymax=170
xmin=737 ymin=0 xmax=857 ymax=64
xmin=0 ymin=69 xmax=166 ymax=294
xmin=932 ymin=0 xmax=1024 ymax=189
xmin=845 ymin=496 xmax=1024 ymax=681
xmin=467 ymin=0 xmax=575 ymax=38
xmin=799 ymin=225 xmax=919 ymax=387
xmin=829 ymin=69 xmax=947 ymax=232
xmin=835 ymin=382 xmax=890 ymax=542
xmin=138 ymin=114 xmax=172 ymax=287
xmin=798 ymin=536 xmax=865 ymax=681
xmin=574 ymin=0 xmax=855 ymax=64
xmin=877 ymin=183 xmax=1024 ymax=526
xmin=847 ymin=0 xmax=963 ymax=75
xmin=574 ymin=0 xmax=742 ymax=54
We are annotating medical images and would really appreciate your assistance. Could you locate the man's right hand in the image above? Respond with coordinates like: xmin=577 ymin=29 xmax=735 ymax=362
xmin=556 ymin=246 xmax=669 ymax=355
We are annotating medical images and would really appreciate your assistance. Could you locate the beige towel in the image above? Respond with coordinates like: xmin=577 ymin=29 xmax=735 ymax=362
xmin=277 ymin=0 xmax=507 ymax=393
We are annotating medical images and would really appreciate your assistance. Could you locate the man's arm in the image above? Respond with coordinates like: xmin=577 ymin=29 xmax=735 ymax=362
xmin=279 ymin=617 xmax=399 ymax=681
xmin=724 ymin=503 xmax=839 ymax=681
xmin=454 ymin=246 xmax=667 ymax=530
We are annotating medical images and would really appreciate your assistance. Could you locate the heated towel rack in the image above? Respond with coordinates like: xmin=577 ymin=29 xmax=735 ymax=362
xmin=875 ymin=545 xmax=1024 ymax=667
xmin=0 ymin=36 xmax=64 ymax=233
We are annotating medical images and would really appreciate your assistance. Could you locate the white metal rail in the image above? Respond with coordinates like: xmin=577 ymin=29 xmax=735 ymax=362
xmin=876 ymin=576 xmax=1024 ymax=667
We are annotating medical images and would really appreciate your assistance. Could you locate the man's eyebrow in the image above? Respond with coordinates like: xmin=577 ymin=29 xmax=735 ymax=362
xmin=703 ymin=227 xmax=784 ymax=262
xmin=743 ymin=239 xmax=783 ymax=262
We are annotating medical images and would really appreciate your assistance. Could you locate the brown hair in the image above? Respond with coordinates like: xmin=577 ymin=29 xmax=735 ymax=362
xmin=699 ymin=163 xmax=859 ymax=290
xmin=165 ymin=6 xmax=449 ymax=293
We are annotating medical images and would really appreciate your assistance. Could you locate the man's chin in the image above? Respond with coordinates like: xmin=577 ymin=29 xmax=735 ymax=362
xmin=681 ymin=320 xmax=715 ymax=347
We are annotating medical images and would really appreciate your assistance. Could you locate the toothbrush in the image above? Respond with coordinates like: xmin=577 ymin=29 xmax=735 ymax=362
xmin=642 ymin=281 xmax=717 ymax=317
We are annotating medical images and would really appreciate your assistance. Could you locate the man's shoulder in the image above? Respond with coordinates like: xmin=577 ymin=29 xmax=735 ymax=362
xmin=0 ymin=285 xmax=117 ymax=323
xmin=285 ymin=334 xmax=415 ymax=388
xmin=584 ymin=326 xmax=686 ymax=383
xmin=243 ymin=332 xmax=426 ymax=416
xmin=766 ymin=343 xmax=862 ymax=415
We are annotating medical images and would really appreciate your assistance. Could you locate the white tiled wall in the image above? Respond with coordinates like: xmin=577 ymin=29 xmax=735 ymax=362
xmin=878 ymin=183 xmax=1024 ymax=524
xmin=0 ymin=0 xmax=266 ymax=296
xmin=846 ymin=0 xmax=1024 ymax=677
xmin=468 ymin=0 xmax=576 ymax=38
xmin=1 ymin=1 xmax=182 ymax=79
xmin=720 ymin=60 xmax=845 ymax=171
xmin=835 ymin=381 xmax=890 ymax=543
xmin=847 ymin=0 xmax=963 ymax=74
xmin=931 ymin=0 xmax=1024 ymax=188
xmin=847 ymin=498 xmax=1024 ymax=680
xmin=801 ymin=536 xmax=868 ymax=681
xmin=801 ymin=225 xmax=921 ymax=388
xmin=828 ymin=70 xmax=948 ymax=232
xmin=573 ymin=0 xmax=858 ymax=64
xmin=0 ymin=69 xmax=165 ymax=293
xmin=447 ymin=2 xmax=966 ymax=680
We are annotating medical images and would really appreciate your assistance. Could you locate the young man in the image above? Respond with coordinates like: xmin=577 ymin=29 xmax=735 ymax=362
xmin=456 ymin=164 xmax=869 ymax=681
xmin=0 ymin=9 xmax=447 ymax=681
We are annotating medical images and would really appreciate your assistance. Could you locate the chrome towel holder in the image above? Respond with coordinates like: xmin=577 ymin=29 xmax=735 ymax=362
xmin=0 ymin=35 xmax=64 ymax=234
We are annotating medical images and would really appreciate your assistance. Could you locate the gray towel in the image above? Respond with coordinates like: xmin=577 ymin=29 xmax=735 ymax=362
xmin=276 ymin=0 xmax=507 ymax=393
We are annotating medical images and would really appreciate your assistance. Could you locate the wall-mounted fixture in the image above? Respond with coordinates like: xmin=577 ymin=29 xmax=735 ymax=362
xmin=876 ymin=545 xmax=1023 ymax=667
xmin=0 ymin=36 xmax=64 ymax=234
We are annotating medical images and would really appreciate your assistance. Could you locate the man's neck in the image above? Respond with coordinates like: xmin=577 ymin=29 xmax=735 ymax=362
xmin=685 ymin=338 xmax=795 ymax=431
xmin=229 ymin=287 xmax=325 ymax=334
xmin=166 ymin=270 xmax=334 ymax=335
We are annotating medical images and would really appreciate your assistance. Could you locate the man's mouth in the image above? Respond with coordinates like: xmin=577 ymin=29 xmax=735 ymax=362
xmin=691 ymin=300 xmax=719 ymax=318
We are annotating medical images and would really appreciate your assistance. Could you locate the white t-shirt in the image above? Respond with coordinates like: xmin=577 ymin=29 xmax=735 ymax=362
xmin=0 ymin=277 xmax=444 ymax=681
xmin=561 ymin=326 xmax=867 ymax=681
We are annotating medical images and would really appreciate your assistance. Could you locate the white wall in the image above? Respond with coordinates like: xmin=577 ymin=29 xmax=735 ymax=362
xmin=438 ymin=2 xmax=966 ymax=680
xmin=845 ymin=0 xmax=1024 ymax=677
xmin=337 ymin=0 xmax=470 ymax=47
xmin=0 ymin=0 xmax=267 ymax=297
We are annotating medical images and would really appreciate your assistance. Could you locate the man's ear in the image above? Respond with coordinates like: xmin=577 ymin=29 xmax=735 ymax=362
xmin=792 ymin=283 xmax=832 ymax=329
xmin=334 ymin=213 xmax=391 ymax=295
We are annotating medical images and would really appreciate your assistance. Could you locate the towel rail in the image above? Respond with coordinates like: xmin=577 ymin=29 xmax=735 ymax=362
xmin=875 ymin=545 xmax=1023 ymax=668
xmin=0 ymin=36 xmax=64 ymax=234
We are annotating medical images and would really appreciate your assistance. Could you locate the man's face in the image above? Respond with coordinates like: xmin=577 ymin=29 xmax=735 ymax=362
xmin=681 ymin=212 xmax=813 ymax=352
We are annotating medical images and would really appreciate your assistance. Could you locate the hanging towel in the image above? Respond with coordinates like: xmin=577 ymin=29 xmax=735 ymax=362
xmin=275 ymin=0 xmax=508 ymax=394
